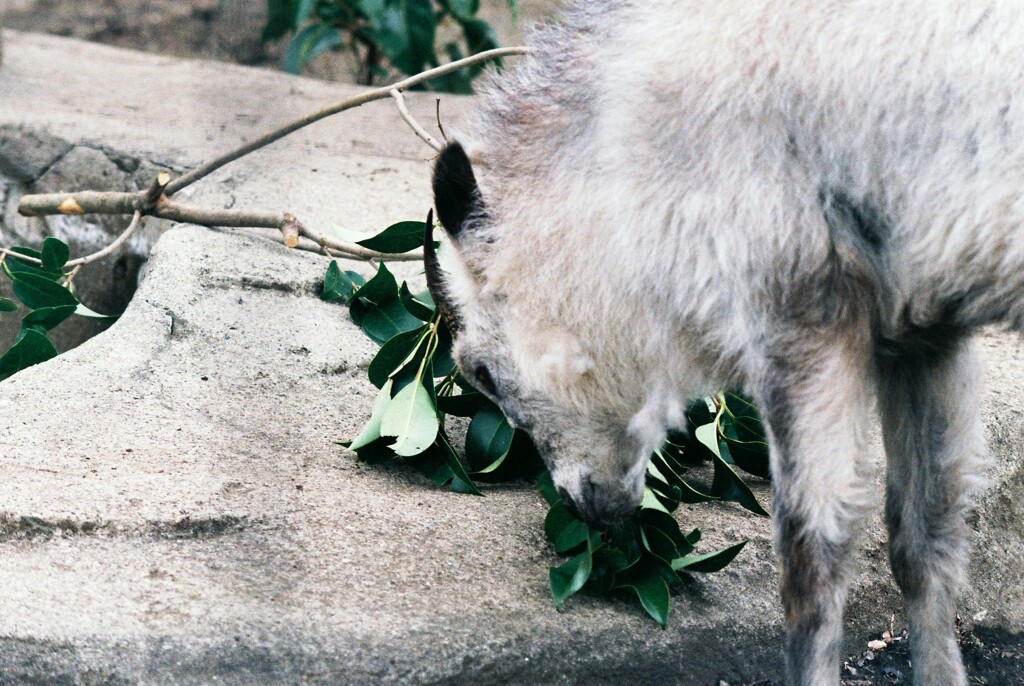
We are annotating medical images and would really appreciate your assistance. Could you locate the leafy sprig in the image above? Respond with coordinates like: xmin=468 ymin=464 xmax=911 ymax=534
xmin=0 ymin=238 xmax=116 ymax=383
xmin=325 ymin=219 xmax=773 ymax=626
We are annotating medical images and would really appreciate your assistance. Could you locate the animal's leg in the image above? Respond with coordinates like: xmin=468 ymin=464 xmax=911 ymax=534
xmin=877 ymin=337 xmax=987 ymax=686
xmin=758 ymin=335 xmax=876 ymax=686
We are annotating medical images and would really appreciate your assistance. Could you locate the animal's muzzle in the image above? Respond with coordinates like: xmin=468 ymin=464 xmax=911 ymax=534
xmin=556 ymin=478 xmax=639 ymax=530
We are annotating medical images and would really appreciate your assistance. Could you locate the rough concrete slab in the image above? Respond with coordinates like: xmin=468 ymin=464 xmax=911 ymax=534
xmin=0 ymin=225 xmax=783 ymax=686
xmin=0 ymin=28 xmax=1021 ymax=686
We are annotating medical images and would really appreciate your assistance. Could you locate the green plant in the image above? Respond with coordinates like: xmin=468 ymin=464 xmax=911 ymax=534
xmin=263 ymin=0 xmax=518 ymax=92
xmin=0 ymin=239 xmax=116 ymax=382
xmin=323 ymin=219 xmax=773 ymax=626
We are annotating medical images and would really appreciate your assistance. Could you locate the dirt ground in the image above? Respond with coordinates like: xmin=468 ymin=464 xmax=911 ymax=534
xmin=3 ymin=2 xmax=1023 ymax=684
xmin=730 ymin=623 xmax=1024 ymax=685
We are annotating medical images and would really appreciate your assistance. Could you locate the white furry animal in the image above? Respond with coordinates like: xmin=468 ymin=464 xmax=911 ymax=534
xmin=426 ymin=1 xmax=1022 ymax=684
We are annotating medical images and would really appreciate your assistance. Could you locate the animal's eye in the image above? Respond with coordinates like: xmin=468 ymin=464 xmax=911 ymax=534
xmin=474 ymin=365 xmax=498 ymax=395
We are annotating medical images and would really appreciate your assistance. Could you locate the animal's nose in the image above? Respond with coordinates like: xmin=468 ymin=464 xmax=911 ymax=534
xmin=556 ymin=479 xmax=637 ymax=530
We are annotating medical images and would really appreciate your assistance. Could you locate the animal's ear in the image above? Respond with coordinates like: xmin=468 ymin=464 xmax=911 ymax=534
xmin=432 ymin=142 xmax=482 ymax=242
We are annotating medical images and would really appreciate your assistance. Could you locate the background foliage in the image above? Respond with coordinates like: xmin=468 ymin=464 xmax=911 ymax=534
xmin=263 ymin=0 xmax=518 ymax=92
xmin=322 ymin=219 xmax=773 ymax=626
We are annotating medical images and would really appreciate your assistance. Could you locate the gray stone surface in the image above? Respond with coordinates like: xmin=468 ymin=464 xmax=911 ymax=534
xmin=0 ymin=28 xmax=1021 ymax=686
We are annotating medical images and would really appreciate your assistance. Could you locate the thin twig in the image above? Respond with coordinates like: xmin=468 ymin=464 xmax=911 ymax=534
xmin=234 ymin=226 xmax=419 ymax=262
xmin=391 ymin=89 xmax=442 ymax=151
xmin=435 ymin=99 xmax=448 ymax=144
xmin=297 ymin=223 xmax=423 ymax=262
xmin=0 ymin=247 xmax=43 ymax=266
xmin=19 ymin=191 xmax=423 ymax=262
xmin=163 ymin=47 xmax=529 ymax=196
xmin=66 ymin=211 xmax=143 ymax=268
xmin=61 ymin=264 xmax=82 ymax=287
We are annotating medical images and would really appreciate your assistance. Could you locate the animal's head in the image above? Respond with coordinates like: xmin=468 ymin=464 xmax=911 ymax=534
xmin=427 ymin=142 xmax=662 ymax=529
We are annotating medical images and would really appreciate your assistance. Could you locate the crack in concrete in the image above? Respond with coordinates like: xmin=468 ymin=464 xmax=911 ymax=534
xmin=0 ymin=513 xmax=252 ymax=543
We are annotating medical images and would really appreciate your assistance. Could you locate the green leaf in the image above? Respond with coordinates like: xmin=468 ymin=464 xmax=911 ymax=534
xmin=473 ymin=428 xmax=544 ymax=481
xmin=404 ymin=443 xmax=456 ymax=486
xmin=549 ymin=533 xmax=599 ymax=610
xmin=322 ymin=260 xmax=363 ymax=302
xmin=640 ymin=487 xmax=672 ymax=515
xmin=347 ymin=437 xmax=397 ymax=464
xmin=450 ymin=476 xmax=478 ymax=494
xmin=436 ymin=390 xmax=487 ymax=417
xmin=360 ymin=299 xmax=423 ymax=344
xmin=641 ymin=524 xmax=681 ymax=565
xmin=444 ymin=0 xmax=479 ymax=20
xmin=295 ymin=0 xmax=318 ymax=25
xmin=641 ymin=509 xmax=694 ymax=556
xmin=719 ymin=393 xmax=771 ymax=479
xmin=357 ymin=0 xmax=386 ymax=27
xmin=4 ymin=247 xmax=62 ymax=281
xmin=348 ymin=379 xmax=393 ymax=451
xmin=697 ymin=420 xmax=769 ymax=517
xmin=614 ymin=572 xmax=671 ymax=628
xmin=710 ymin=448 xmax=769 ymax=517
xmin=465 ymin=404 xmax=514 ymax=470
xmin=0 ymin=328 xmax=57 ymax=382
xmin=544 ymin=500 xmax=589 ymax=554
xmin=435 ymin=429 xmax=482 ymax=496
xmin=537 ymin=470 xmax=559 ymax=506
xmin=73 ymin=303 xmax=118 ymax=321
xmin=284 ymin=23 xmax=344 ymax=73
xmin=650 ymin=451 xmax=717 ymax=504
xmin=458 ymin=17 xmax=500 ymax=57
xmin=367 ymin=326 xmax=428 ymax=388
xmin=8 ymin=271 xmax=77 ymax=310
xmin=262 ymin=0 xmax=298 ymax=41
xmin=0 ymin=297 xmax=16 ymax=312
xmin=357 ymin=221 xmax=427 ymax=254
xmin=399 ymin=283 xmax=435 ymax=321
xmin=351 ymin=261 xmax=399 ymax=305
xmin=673 ymin=541 xmax=748 ymax=574
xmin=372 ymin=0 xmax=437 ymax=75
xmin=380 ymin=377 xmax=439 ymax=456
xmin=429 ymin=43 xmax=474 ymax=94
xmin=40 ymin=237 xmax=70 ymax=272
xmin=430 ymin=324 xmax=456 ymax=377
xmin=20 ymin=304 xmax=77 ymax=332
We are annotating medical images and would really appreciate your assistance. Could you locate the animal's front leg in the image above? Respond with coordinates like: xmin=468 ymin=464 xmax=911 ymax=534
xmin=757 ymin=334 xmax=877 ymax=686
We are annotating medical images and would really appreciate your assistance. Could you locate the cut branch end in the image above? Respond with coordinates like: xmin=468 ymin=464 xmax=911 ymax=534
xmin=281 ymin=213 xmax=302 ymax=248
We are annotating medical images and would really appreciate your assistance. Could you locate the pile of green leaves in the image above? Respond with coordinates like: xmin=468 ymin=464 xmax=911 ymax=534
xmin=0 ymin=238 xmax=114 ymax=383
xmin=324 ymin=220 xmax=773 ymax=626
xmin=263 ymin=0 xmax=518 ymax=92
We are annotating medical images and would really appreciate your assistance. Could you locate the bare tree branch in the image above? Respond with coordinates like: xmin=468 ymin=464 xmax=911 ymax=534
xmin=162 ymin=47 xmax=528 ymax=196
xmin=12 ymin=47 xmax=529 ymax=267
xmin=392 ymin=89 xmax=443 ymax=151
xmin=296 ymin=223 xmax=424 ymax=262
xmin=66 ymin=210 xmax=143 ymax=268
xmin=236 ymin=226 xmax=422 ymax=262
xmin=0 ymin=247 xmax=43 ymax=266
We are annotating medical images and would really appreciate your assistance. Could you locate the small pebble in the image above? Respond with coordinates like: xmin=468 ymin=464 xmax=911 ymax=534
xmin=868 ymin=639 xmax=887 ymax=651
